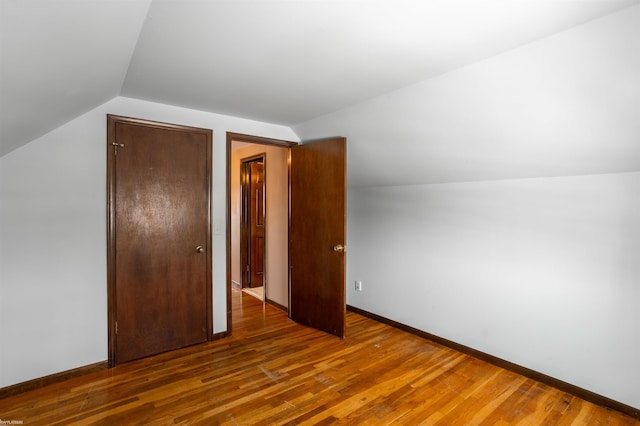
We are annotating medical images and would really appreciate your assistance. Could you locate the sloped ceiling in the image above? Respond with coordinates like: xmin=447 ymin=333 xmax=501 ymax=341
xmin=295 ymin=4 xmax=640 ymax=186
xmin=0 ymin=0 xmax=151 ymax=156
xmin=1 ymin=0 xmax=638 ymax=160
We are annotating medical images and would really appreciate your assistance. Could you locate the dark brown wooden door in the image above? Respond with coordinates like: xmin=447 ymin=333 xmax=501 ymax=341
xmin=240 ymin=157 xmax=265 ymax=289
xmin=107 ymin=115 xmax=212 ymax=365
xmin=290 ymin=137 xmax=346 ymax=338
xmin=249 ymin=161 xmax=265 ymax=288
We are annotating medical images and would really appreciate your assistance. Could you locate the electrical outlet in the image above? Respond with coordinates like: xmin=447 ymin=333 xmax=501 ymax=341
xmin=355 ymin=280 xmax=363 ymax=291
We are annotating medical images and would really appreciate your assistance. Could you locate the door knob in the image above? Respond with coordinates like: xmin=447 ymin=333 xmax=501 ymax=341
xmin=196 ymin=245 xmax=205 ymax=253
xmin=333 ymin=244 xmax=345 ymax=252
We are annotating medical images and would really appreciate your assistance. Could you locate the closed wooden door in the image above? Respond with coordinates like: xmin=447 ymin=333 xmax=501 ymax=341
xmin=290 ymin=137 xmax=346 ymax=338
xmin=107 ymin=115 xmax=212 ymax=365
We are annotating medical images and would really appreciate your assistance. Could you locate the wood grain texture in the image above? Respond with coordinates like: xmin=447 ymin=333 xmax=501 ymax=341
xmin=107 ymin=115 xmax=212 ymax=366
xmin=290 ymin=137 xmax=347 ymax=338
xmin=348 ymin=304 xmax=640 ymax=421
xmin=1 ymin=288 xmax=637 ymax=425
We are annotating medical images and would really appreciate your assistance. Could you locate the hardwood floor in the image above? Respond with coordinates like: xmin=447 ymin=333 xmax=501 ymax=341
xmin=1 ymin=288 xmax=637 ymax=425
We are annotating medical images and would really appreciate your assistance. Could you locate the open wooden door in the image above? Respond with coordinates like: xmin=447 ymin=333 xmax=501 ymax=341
xmin=249 ymin=161 xmax=266 ymax=288
xmin=290 ymin=137 xmax=346 ymax=338
xmin=240 ymin=157 xmax=266 ymax=289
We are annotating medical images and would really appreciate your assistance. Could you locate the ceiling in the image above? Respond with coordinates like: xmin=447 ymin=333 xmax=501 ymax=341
xmin=1 ymin=0 xmax=638 ymax=157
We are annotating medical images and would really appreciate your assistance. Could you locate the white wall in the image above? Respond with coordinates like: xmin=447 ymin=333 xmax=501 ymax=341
xmin=231 ymin=143 xmax=289 ymax=307
xmin=0 ymin=96 xmax=298 ymax=388
xmin=293 ymin=5 xmax=640 ymax=410
xmin=348 ymin=173 xmax=640 ymax=408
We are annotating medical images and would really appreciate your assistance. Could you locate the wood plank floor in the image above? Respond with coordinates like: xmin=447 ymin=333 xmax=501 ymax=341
xmin=1 ymin=288 xmax=637 ymax=425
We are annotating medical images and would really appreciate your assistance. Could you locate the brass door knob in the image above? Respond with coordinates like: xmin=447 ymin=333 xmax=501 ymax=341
xmin=333 ymin=244 xmax=345 ymax=252
xmin=196 ymin=246 xmax=205 ymax=253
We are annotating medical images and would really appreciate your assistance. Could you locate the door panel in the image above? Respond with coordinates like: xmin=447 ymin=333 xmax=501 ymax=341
xmin=240 ymin=158 xmax=266 ymax=289
xmin=249 ymin=161 xmax=265 ymax=288
xmin=240 ymin=161 xmax=250 ymax=287
xmin=290 ymin=137 xmax=346 ymax=338
xmin=108 ymin=116 xmax=212 ymax=365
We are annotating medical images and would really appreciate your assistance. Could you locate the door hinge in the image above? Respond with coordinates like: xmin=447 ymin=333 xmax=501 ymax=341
xmin=112 ymin=142 xmax=125 ymax=156
xmin=245 ymin=265 xmax=250 ymax=272
xmin=115 ymin=321 xmax=118 ymax=334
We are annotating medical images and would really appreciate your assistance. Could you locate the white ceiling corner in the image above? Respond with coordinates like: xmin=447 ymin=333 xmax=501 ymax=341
xmin=0 ymin=0 xmax=151 ymax=156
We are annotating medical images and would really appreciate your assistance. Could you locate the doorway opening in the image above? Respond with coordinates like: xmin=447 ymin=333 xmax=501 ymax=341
xmin=227 ymin=133 xmax=347 ymax=339
xmin=227 ymin=133 xmax=296 ymax=335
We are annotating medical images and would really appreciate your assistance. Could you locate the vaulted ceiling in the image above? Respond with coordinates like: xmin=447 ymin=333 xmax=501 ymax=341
xmin=1 ymin=0 xmax=638 ymax=159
